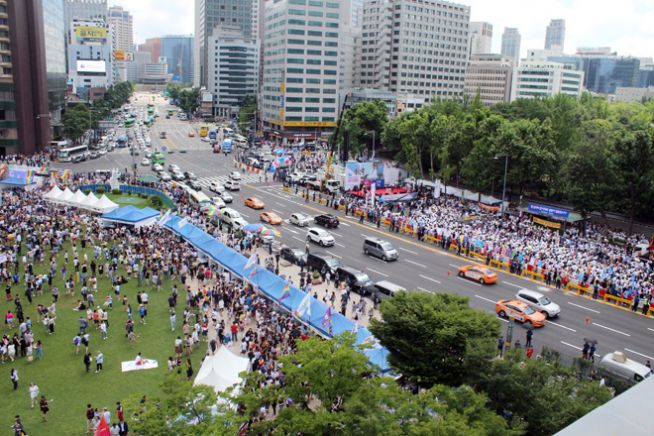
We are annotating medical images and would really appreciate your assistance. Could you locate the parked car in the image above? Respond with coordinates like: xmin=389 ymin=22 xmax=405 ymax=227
xmin=306 ymin=227 xmax=335 ymax=247
xmin=140 ymin=158 xmax=151 ymax=166
xmin=168 ymin=164 xmax=180 ymax=173
xmin=373 ymin=280 xmax=406 ymax=300
xmin=152 ymin=163 xmax=164 ymax=173
xmin=212 ymin=196 xmax=226 ymax=209
xmin=184 ymin=171 xmax=198 ymax=180
xmin=515 ymin=289 xmax=561 ymax=318
xmin=172 ymin=171 xmax=185 ymax=181
xmin=306 ymin=252 xmax=340 ymax=275
xmin=188 ymin=180 xmax=202 ymax=191
xmin=314 ymin=214 xmax=339 ymax=229
xmin=289 ymin=213 xmax=311 ymax=227
xmin=280 ymin=247 xmax=307 ymax=267
xmin=336 ymin=266 xmax=376 ymax=296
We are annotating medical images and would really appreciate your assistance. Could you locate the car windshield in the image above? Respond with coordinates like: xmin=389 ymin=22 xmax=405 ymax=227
xmin=355 ymin=273 xmax=371 ymax=283
xmin=325 ymin=258 xmax=339 ymax=268
xmin=538 ymin=297 xmax=552 ymax=305
xmin=296 ymin=214 xmax=306 ymax=220
xmin=381 ymin=242 xmax=394 ymax=251
xmin=292 ymin=249 xmax=305 ymax=257
xmin=522 ymin=305 xmax=536 ymax=315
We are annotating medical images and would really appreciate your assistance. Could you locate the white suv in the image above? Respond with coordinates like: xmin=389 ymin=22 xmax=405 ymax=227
xmin=515 ymin=289 xmax=561 ymax=318
xmin=306 ymin=227 xmax=335 ymax=247
xmin=225 ymin=179 xmax=240 ymax=191
xmin=210 ymin=182 xmax=224 ymax=194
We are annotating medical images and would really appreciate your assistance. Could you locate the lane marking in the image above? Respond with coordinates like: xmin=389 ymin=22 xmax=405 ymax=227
xmin=448 ymin=263 xmax=460 ymax=268
xmin=648 ymin=328 xmax=654 ymax=333
xmin=561 ymin=341 xmax=582 ymax=351
xmin=292 ymin=236 xmax=304 ymax=243
xmin=399 ymin=247 xmax=418 ymax=255
xmin=419 ymin=274 xmax=441 ymax=284
xmin=405 ymin=259 xmax=426 ymax=268
xmin=503 ymin=281 xmax=523 ymax=289
xmin=547 ymin=320 xmax=577 ymax=332
xmin=624 ymin=348 xmax=654 ymax=361
xmin=366 ymin=267 xmax=389 ymax=278
xmin=340 ymin=222 xmax=350 ymax=227
xmin=331 ymin=232 xmax=344 ymax=238
xmin=240 ymin=212 xmax=250 ymax=218
xmin=335 ymin=242 xmax=345 ymax=248
xmin=567 ymin=301 xmax=600 ymax=314
xmin=458 ymin=278 xmax=482 ymax=287
xmin=286 ymin=228 xmax=298 ymax=235
xmin=275 ymin=202 xmax=285 ymax=207
xmin=271 ymin=209 xmax=284 ymax=215
xmin=417 ymin=286 xmax=430 ymax=292
xmin=475 ymin=294 xmax=496 ymax=304
xmin=592 ymin=322 xmax=631 ymax=337
xmin=325 ymin=251 xmax=342 ymax=259
xmin=360 ymin=233 xmax=369 ymax=238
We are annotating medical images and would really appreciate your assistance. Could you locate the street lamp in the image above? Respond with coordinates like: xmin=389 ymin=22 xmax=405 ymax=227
xmin=494 ymin=153 xmax=509 ymax=215
xmin=364 ymin=130 xmax=376 ymax=160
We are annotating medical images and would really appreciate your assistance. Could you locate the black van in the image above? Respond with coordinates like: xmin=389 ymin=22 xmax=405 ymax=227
xmin=336 ymin=266 xmax=376 ymax=296
xmin=306 ymin=252 xmax=340 ymax=275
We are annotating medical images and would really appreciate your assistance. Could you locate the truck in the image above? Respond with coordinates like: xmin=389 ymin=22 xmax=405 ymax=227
xmin=221 ymin=138 xmax=233 ymax=153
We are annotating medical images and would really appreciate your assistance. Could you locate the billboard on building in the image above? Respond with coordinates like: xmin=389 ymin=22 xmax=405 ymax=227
xmin=77 ymin=60 xmax=107 ymax=74
xmin=74 ymin=26 xmax=108 ymax=44
xmin=114 ymin=50 xmax=125 ymax=61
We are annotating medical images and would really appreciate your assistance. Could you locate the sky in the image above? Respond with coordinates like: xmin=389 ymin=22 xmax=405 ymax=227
xmin=111 ymin=0 xmax=654 ymax=60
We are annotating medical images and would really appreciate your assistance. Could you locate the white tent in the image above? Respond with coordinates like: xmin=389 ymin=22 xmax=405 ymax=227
xmin=80 ymin=191 xmax=100 ymax=211
xmin=43 ymin=185 xmax=63 ymax=202
xmin=194 ymin=347 xmax=250 ymax=394
xmin=70 ymin=189 xmax=87 ymax=207
xmin=94 ymin=194 xmax=119 ymax=213
xmin=59 ymin=187 xmax=75 ymax=204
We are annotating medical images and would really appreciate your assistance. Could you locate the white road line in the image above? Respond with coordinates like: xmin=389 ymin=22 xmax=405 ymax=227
xmin=239 ymin=212 xmax=250 ymax=218
xmin=360 ymin=233 xmax=369 ymax=238
xmin=340 ymin=222 xmax=350 ymax=227
xmin=331 ymin=232 xmax=344 ymax=238
xmin=325 ymin=250 xmax=342 ymax=259
xmin=292 ymin=236 xmax=304 ymax=243
xmin=286 ymin=228 xmax=298 ymax=235
xmin=624 ymin=348 xmax=654 ymax=361
xmin=417 ymin=286 xmax=430 ymax=292
xmin=503 ymin=281 xmax=523 ymax=289
xmin=592 ymin=322 xmax=631 ymax=337
xmin=419 ymin=274 xmax=441 ymax=284
xmin=475 ymin=294 xmax=496 ymax=304
xmin=335 ymin=242 xmax=345 ymax=248
xmin=275 ymin=202 xmax=285 ymax=207
xmin=405 ymin=259 xmax=426 ymax=268
xmin=561 ymin=341 xmax=582 ymax=351
xmin=567 ymin=301 xmax=601 ymax=314
xmin=497 ymin=317 xmax=509 ymax=323
xmin=458 ymin=278 xmax=482 ymax=287
xmin=366 ymin=267 xmax=389 ymax=278
xmin=271 ymin=209 xmax=284 ymax=215
xmin=648 ymin=328 xmax=654 ymax=333
xmin=547 ymin=320 xmax=577 ymax=332
xmin=448 ymin=264 xmax=460 ymax=268
xmin=399 ymin=247 xmax=418 ymax=255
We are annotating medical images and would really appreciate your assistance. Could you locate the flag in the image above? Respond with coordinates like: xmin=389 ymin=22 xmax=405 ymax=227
xmin=74 ymin=271 xmax=80 ymax=283
xmin=248 ymin=266 xmax=257 ymax=279
xmin=278 ymin=283 xmax=290 ymax=302
xmin=352 ymin=322 xmax=359 ymax=334
xmin=243 ymin=253 xmax=256 ymax=271
xmin=322 ymin=307 xmax=332 ymax=335
xmin=177 ymin=218 xmax=188 ymax=229
xmin=94 ymin=415 xmax=111 ymax=436
xmin=158 ymin=209 xmax=172 ymax=227
xmin=26 ymin=168 xmax=34 ymax=184
xmin=294 ymin=292 xmax=312 ymax=319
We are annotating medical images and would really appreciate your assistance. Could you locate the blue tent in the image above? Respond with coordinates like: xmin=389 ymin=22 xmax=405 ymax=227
xmin=101 ymin=206 xmax=159 ymax=224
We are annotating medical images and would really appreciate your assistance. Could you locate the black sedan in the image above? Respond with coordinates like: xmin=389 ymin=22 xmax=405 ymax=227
xmin=314 ymin=214 xmax=339 ymax=229
xmin=280 ymin=247 xmax=307 ymax=267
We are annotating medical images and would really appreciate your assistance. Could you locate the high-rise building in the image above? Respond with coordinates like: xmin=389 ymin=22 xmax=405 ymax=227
xmin=194 ymin=0 xmax=254 ymax=88
xmin=160 ymin=35 xmax=194 ymax=84
xmin=138 ymin=38 xmax=161 ymax=61
xmin=107 ymin=6 xmax=132 ymax=82
xmin=1 ymin=0 xmax=50 ymax=155
xmin=469 ymin=21 xmax=493 ymax=56
xmin=42 ymin=0 xmax=67 ymax=139
xmin=207 ymin=26 xmax=259 ymax=118
xmin=67 ymin=19 xmax=113 ymax=99
xmin=262 ymin=0 xmax=348 ymax=140
xmin=350 ymin=0 xmax=363 ymax=29
xmin=501 ymin=27 xmax=521 ymax=64
xmin=64 ymin=0 xmax=107 ymax=30
xmin=358 ymin=0 xmax=470 ymax=102
xmin=511 ymin=50 xmax=584 ymax=101
xmin=545 ymin=19 xmax=565 ymax=52
xmin=464 ymin=54 xmax=513 ymax=106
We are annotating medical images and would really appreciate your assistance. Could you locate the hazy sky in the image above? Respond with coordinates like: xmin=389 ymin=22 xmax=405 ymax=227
xmin=111 ymin=0 xmax=654 ymax=60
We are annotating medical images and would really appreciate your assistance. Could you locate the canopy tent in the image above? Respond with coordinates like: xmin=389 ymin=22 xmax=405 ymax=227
xmin=43 ymin=185 xmax=63 ymax=202
xmin=80 ymin=191 xmax=100 ymax=211
xmin=194 ymin=347 xmax=250 ymax=393
xmin=69 ymin=189 xmax=88 ymax=207
xmin=163 ymin=215 xmax=392 ymax=373
xmin=58 ymin=187 xmax=75 ymax=204
xmin=94 ymin=195 xmax=119 ymax=214
xmin=101 ymin=205 xmax=159 ymax=227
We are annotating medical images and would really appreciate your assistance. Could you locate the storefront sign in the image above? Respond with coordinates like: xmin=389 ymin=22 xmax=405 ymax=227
xmin=527 ymin=202 xmax=570 ymax=219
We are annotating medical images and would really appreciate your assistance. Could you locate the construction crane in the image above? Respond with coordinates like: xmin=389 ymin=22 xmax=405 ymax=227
xmin=321 ymin=95 xmax=349 ymax=191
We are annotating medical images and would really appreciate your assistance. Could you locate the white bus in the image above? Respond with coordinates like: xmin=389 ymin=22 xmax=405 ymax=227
xmin=57 ymin=145 xmax=89 ymax=162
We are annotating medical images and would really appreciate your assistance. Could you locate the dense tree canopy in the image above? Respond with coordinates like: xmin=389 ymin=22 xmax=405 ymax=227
xmin=338 ymin=100 xmax=389 ymax=158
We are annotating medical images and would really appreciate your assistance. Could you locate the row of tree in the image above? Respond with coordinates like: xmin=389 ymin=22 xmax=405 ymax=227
xmin=63 ymin=81 xmax=134 ymax=142
xmin=339 ymin=95 xmax=654 ymax=226
xmin=122 ymin=292 xmax=612 ymax=435
xmin=165 ymin=83 xmax=200 ymax=115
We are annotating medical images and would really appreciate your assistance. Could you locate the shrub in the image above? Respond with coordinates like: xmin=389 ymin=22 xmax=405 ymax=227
xmin=83 ymin=190 xmax=90 ymax=195
xmin=96 ymin=187 xmax=105 ymax=194
xmin=111 ymin=189 xmax=122 ymax=195
xmin=150 ymin=196 xmax=163 ymax=207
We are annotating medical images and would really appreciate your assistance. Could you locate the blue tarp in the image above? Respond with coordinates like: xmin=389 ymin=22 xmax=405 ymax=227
xmin=163 ymin=215 xmax=391 ymax=373
xmin=101 ymin=206 xmax=160 ymax=223
xmin=0 ymin=178 xmax=29 ymax=186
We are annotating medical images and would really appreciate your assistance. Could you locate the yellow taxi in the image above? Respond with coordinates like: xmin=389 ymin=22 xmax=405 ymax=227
xmin=244 ymin=197 xmax=265 ymax=210
xmin=260 ymin=211 xmax=283 ymax=225
xmin=457 ymin=265 xmax=498 ymax=285
xmin=495 ymin=299 xmax=546 ymax=327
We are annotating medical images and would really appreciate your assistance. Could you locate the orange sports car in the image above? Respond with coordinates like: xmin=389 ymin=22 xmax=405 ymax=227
xmin=244 ymin=197 xmax=265 ymax=209
xmin=457 ymin=265 xmax=498 ymax=285
xmin=260 ymin=211 xmax=283 ymax=225
xmin=495 ymin=299 xmax=546 ymax=327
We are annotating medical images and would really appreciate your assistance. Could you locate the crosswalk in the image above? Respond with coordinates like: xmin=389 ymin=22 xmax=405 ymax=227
xmin=195 ymin=174 xmax=263 ymax=190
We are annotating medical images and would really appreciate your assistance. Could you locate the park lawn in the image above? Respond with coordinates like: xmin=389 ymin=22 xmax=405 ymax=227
xmin=0 ymin=240 xmax=206 ymax=435
xmin=107 ymin=193 xmax=156 ymax=209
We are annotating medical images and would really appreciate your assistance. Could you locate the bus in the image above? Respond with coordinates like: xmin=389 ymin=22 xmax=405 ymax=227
xmin=124 ymin=118 xmax=135 ymax=128
xmin=208 ymin=127 xmax=218 ymax=141
xmin=167 ymin=108 xmax=175 ymax=117
xmin=147 ymin=107 xmax=154 ymax=116
xmin=57 ymin=145 xmax=88 ymax=162
xmin=199 ymin=125 xmax=209 ymax=138
xmin=152 ymin=151 xmax=165 ymax=165
xmin=221 ymin=138 xmax=233 ymax=153
xmin=117 ymin=135 xmax=128 ymax=148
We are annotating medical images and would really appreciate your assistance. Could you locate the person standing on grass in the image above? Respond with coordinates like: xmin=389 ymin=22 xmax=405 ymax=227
xmin=29 ymin=382 xmax=39 ymax=408
xmin=170 ymin=311 xmax=176 ymax=331
xmin=39 ymin=395 xmax=50 ymax=421
xmin=10 ymin=368 xmax=18 ymax=390
xmin=138 ymin=304 xmax=147 ymax=324
xmin=95 ymin=351 xmax=104 ymax=373
xmin=86 ymin=403 xmax=95 ymax=434
xmin=100 ymin=320 xmax=108 ymax=340
xmin=12 ymin=415 xmax=26 ymax=436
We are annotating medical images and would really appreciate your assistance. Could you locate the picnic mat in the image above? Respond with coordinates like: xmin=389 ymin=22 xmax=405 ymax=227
xmin=121 ymin=359 xmax=158 ymax=372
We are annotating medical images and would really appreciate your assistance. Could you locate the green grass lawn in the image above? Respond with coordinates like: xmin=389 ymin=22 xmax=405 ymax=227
xmin=0 ymin=241 xmax=206 ymax=435
xmin=107 ymin=193 xmax=158 ymax=209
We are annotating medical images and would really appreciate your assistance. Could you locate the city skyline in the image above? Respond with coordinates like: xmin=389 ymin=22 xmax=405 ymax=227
xmin=108 ymin=0 xmax=654 ymax=60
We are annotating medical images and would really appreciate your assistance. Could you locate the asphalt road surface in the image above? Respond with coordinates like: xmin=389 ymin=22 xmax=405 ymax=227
xmin=54 ymin=94 xmax=654 ymax=364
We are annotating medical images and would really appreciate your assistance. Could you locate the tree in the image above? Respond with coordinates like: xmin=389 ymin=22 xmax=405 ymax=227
xmin=177 ymin=88 xmax=201 ymax=115
xmin=165 ymin=82 xmax=183 ymax=101
xmin=237 ymin=95 xmax=257 ymax=131
xmin=121 ymin=373 xmax=218 ymax=436
xmin=470 ymin=350 xmax=612 ymax=436
xmin=63 ymin=104 xmax=91 ymax=142
xmin=369 ymin=291 xmax=501 ymax=387
xmin=339 ymin=100 xmax=389 ymax=158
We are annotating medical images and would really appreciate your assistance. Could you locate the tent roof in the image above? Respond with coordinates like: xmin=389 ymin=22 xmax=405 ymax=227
xmin=59 ymin=187 xmax=74 ymax=203
xmin=81 ymin=191 xmax=99 ymax=207
xmin=70 ymin=189 xmax=87 ymax=205
xmin=44 ymin=185 xmax=63 ymax=200
xmin=194 ymin=347 xmax=250 ymax=393
xmin=102 ymin=206 xmax=159 ymax=223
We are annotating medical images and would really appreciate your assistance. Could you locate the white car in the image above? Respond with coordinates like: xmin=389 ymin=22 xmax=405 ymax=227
xmin=225 ymin=179 xmax=240 ymax=191
xmin=515 ymin=289 xmax=561 ymax=319
xmin=140 ymin=158 xmax=151 ymax=166
xmin=231 ymin=217 xmax=248 ymax=231
xmin=212 ymin=197 xmax=226 ymax=209
xmin=168 ymin=164 xmax=181 ymax=173
xmin=201 ymin=137 xmax=210 ymax=142
xmin=306 ymin=227 xmax=335 ymax=247
xmin=159 ymin=171 xmax=172 ymax=182
xmin=210 ymin=182 xmax=224 ymax=194
xmin=220 ymin=192 xmax=233 ymax=203
xmin=229 ymin=171 xmax=242 ymax=181
xmin=152 ymin=163 xmax=164 ymax=173
xmin=290 ymin=212 xmax=311 ymax=227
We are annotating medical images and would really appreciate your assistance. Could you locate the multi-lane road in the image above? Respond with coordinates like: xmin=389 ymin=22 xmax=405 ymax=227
xmin=57 ymin=95 xmax=654 ymax=363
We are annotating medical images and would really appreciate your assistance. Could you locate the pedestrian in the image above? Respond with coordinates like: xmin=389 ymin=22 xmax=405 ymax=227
xmin=95 ymin=351 xmax=104 ymax=373
xmin=138 ymin=304 xmax=147 ymax=324
xmin=116 ymin=401 xmax=124 ymax=423
xmin=12 ymin=415 xmax=25 ymax=436
xmin=86 ymin=404 xmax=95 ymax=434
xmin=525 ymin=329 xmax=533 ymax=348
xmin=526 ymin=346 xmax=534 ymax=359
xmin=29 ymin=382 xmax=39 ymax=408
xmin=10 ymin=368 xmax=18 ymax=390
xmin=84 ymin=352 xmax=92 ymax=372
xmin=39 ymin=395 xmax=50 ymax=421
xmin=589 ymin=343 xmax=597 ymax=362
xmin=497 ymin=337 xmax=505 ymax=356
xmin=169 ymin=311 xmax=176 ymax=331
xmin=582 ymin=341 xmax=590 ymax=359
